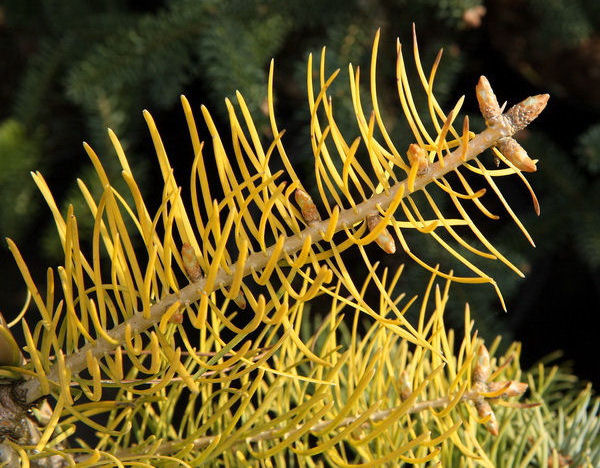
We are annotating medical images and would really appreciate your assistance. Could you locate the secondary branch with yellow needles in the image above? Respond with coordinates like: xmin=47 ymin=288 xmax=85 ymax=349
xmin=77 ymin=340 xmax=531 ymax=462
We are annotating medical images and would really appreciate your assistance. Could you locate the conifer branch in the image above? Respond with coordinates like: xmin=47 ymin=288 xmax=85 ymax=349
xmin=88 ymin=383 xmax=529 ymax=462
xmin=6 ymin=6 xmax=591 ymax=463
xmin=17 ymin=88 xmax=548 ymax=406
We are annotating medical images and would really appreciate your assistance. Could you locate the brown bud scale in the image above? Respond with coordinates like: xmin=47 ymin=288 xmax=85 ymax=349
xmin=497 ymin=137 xmax=536 ymax=172
xmin=399 ymin=370 xmax=412 ymax=400
xmin=505 ymin=94 xmax=550 ymax=133
xmin=476 ymin=76 xmax=501 ymax=123
xmin=406 ymin=143 xmax=429 ymax=173
xmin=295 ymin=188 xmax=321 ymax=224
xmin=487 ymin=380 xmax=528 ymax=398
xmin=366 ymin=214 xmax=396 ymax=254
xmin=168 ymin=311 xmax=184 ymax=324
xmin=473 ymin=344 xmax=490 ymax=384
xmin=475 ymin=399 xmax=499 ymax=436
xmin=181 ymin=243 xmax=203 ymax=282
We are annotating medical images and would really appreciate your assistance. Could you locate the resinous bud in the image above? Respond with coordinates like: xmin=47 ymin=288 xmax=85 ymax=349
xmin=476 ymin=76 xmax=502 ymax=123
xmin=295 ymin=188 xmax=321 ymax=224
xmin=476 ymin=400 xmax=499 ymax=436
xmin=366 ymin=214 xmax=396 ymax=254
xmin=505 ymin=94 xmax=550 ymax=133
xmin=181 ymin=243 xmax=203 ymax=282
xmin=497 ymin=137 xmax=537 ymax=172
xmin=406 ymin=143 xmax=429 ymax=173
xmin=168 ymin=311 xmax=184 ymax=324
xmin=488 ymin=380 xmax=528 ymax=398
xmin=473 ymin=343 xmax=491 ymax=384
xmin=399 ymin=370 xmax=412 ymax=400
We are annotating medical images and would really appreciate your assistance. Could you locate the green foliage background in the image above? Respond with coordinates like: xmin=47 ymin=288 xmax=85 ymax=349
xmin=0 ymin=0 xmax=598 ymax=423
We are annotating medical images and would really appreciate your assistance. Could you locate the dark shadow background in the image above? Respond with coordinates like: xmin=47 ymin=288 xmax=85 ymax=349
xmin=1 ymin=0 xmax=598 ymax=390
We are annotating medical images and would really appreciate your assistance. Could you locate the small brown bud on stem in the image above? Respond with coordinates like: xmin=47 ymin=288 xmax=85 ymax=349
xmin=475 ymin=400 xmax=499 ymax=436
xmin=295 ymin=188 xmax=321 ymax=224
xmin=473 ymin=343 xmax=491 ymax=385
xmin=168 ymin=311 xmax=184 ymax=324
xmin=399 ymin=370 xmax=412 ymax=400
xmin=497 ymin=138 xmax=537 ymax=172
xmin=487 ymin=380 xmax=528 ymax=398
xmin=366 ymin=214 xmax=396 ymax=254
xmin=406 ymin=144 xmax=429 ymax=173
xmin=505 ymin=94 xmax=550 ymax=133
xmin=181 ymin=243 xmax=203 ymax=282
xmin=476 ymin=76 xmax=501 ymax=123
